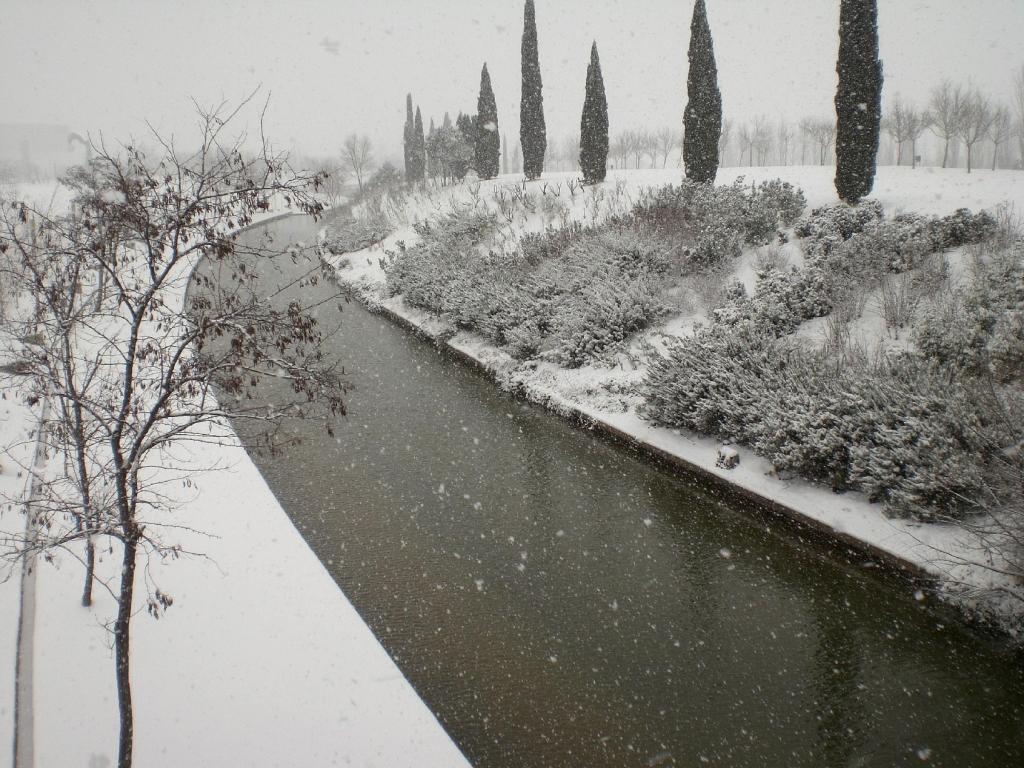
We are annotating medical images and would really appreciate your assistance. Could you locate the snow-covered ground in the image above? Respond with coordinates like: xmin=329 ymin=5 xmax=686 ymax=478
xmin=0 ymin=193 xmax=470 ymax=766
xmin=324 ymin=165 xmax=1024 ymax=632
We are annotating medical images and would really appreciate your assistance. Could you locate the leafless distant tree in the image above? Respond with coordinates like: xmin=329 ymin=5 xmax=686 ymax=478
xmin=957 ymin=88 xmax=995 ymax=173
xmin=776 ymin=120 xmax=794 ymax=166
xmin=640 ymin=130 xmax=660 ymax=169
xmin=905 ymin=108 xmax=930 ymax=169
xmin=342 ymin=134 xmax=374 ymax=195
xmin=989 ymin=105 xmax=1014 ymax=171
xmin=307 ymin=157 xmax=348 ymax=206
xmin=928 ymin=80 xmax=966 ymax=169
xmin=1013 ymin=64 xmax=1024 ymax=167
xmin=630 ymin=129 xmax=649 ymax=169
xmin=718 ymin=118 xmax=733 ymax=166
xmin=799 ymin=118 xmax=815 ymax=165
xmin=883 ymin=95 xmax=928 ymax=167
xmin=652 ymin=127 xmax=680 ymax=168
xmin=753 ymin=117 xmax=773 ymax=166
xmin=738 ymin=122 xmax=755 ymax=167
xmin=808 ymin=119 xmax=837 ymax=165
xmin=613 ymin=131 xmax=639 ymax=170
xmin=563 ymin=135 xmax=581 ymax=172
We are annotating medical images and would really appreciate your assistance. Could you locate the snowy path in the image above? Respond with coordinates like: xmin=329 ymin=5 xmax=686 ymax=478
xmin=1 ymin=210 xmax=472 ymax=767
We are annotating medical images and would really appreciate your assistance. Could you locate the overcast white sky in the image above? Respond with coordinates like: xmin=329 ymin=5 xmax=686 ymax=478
xmin=2 ymin=0 xmax=1022 ymax=162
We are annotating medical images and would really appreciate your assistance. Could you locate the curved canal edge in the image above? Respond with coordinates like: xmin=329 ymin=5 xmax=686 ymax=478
xmin=323 ymin=252 xmax=1021 ymax=625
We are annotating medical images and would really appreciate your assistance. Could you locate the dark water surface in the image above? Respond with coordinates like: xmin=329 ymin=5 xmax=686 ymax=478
xmin=204 ymin=215 xmax=1024 ymax=767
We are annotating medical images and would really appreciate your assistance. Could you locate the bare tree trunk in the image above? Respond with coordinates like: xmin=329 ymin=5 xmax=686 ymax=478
xmin=966 ymin=144 xmax=973 ymax=174
xmin=896 ymin=141 xmax=903 ymax=167
xmin=115 ymin=537 xmax=137 ymax=768
xmin=911 ymin=139 xmax=917 ymax=169
xmin=82 ymin=537 xmax=95 ymax=606
xmin=942 ymin=139 xmax=949 ymax=168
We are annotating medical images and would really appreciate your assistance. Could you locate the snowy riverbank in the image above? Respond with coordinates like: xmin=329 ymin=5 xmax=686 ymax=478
xmin=322 ymin=165 xmax=1024 ymax=635
xmin=0 ymin=199 xmax=470 ymax=767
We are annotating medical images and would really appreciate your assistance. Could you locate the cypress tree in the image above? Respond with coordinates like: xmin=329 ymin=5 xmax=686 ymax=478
xmin=834 ymin=0 xmax=882 ymax=204
xmin=579 ymin=41 xmax=609 ymax=185
xmin=413 ymin=106 xmax=426 ymax=182
xmin=475 ymin=64 xmax=500 ymax=180
xmin=683 ymin=0 xmax=722 ymax=184
xmin=520 ymin=0 xmax=546 ymax=180
xmin=403 ymin=94 xmax=414 ymax=182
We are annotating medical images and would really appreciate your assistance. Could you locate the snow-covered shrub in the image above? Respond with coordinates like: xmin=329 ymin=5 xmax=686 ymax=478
xmin=843 ymin=367 xmax=993 ymax=520
xmin=930 ymin=208 xmax=998 ymax=250
xmin=642 ymin=323 xmax=782 ymax=440
xmin=519 ymin=222 xmax=584 ymax=265
xmin=795 ymin=200 xmax=884 ymax=257
xmin=747 ymin=179 xmax=807 ymax=240
xmin=642 ymin=328 xmax=999 ymax=520
xmin=324 ymin=213 xmax=393 ymax=253
xmin=630 ymin=178 xmax=805 ymax=271
xmin=384 ymin=212 xmax=670 ymax=367
xmin=914 ymin=242 xmax=1024 ymax=382
xmin=712 ymin=263 xmax=833 ymax=335
xmin=879 ymin=273 xmax=919 ymax=336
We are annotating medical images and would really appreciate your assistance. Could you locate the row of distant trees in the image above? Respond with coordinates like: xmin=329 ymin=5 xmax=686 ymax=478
xmin=385 ymin=0 xmax=1023 ymax=202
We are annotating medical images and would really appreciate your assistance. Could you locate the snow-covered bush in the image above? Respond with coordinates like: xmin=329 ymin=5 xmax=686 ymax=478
xmin=642 ymin=325 xmax=1000 ymax=520
xmin=642 ymin=323 xmax=781 ymax=440
xmin=711 ymin=263 xmax=833 ymax=335
xmin=384 ymin=211 xmax=670 ymax=367
xmin=795 ymin=200 xmax=884 ymax=257
xmin=630 ymin=178 xmax=806 ymax=271
xmin=323 ymin=213 xmax=393 ymax=253
xmin=519 ymin=222 xmax=584 ymax=265
xmin=747 ymin=179 xmax=807 ymax=240
xmin=931 ymin=208 xmax=998 ymax=250
xmin=914 ymin=241 xmax=1024 ymax=382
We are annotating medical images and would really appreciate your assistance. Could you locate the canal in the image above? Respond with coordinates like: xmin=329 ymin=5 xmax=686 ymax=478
xmin=199 ymin=213 xmax=1024 ymax=767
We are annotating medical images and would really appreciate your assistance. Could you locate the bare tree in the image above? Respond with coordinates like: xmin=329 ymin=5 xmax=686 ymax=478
xmin=799 ymin=117 xmax=815 ymax=165
xmin=883 ymin=95 xmax=928 ymax=167
xmin=718 ymin=118 xmax=733 ymax=166
xmin=928 ymin=80 xmax=966 ymax=169
xmin=652 ymin=127 xmax=680 ymax=168
xmin=610 ymin=131 xmax=634 ymax=170
xmin=753 ymin=117 xmax=773 ymax=166
xmin=640 ymin=130 xmax=660 ymax=169
xmin=1 ymin=100 xmax=347 ymax=768
xmin=776 ymin=120 xmax=794 ymax=166
xmin=808 ymin=119 xmax=837 ymax=165
xmin=1013 ymin=64 xmax=1024 ymax=167
xmin=342 ymin=134 xmax=374 ymax=195
xmin=989 ymin=105 xmax=1013 ymax=171
xmin=631 ymin=129 xmax=649 ymax=169
xmin=737 ymin=122 xmax=755 ymax=167
xmin=957 ymin=88 xmax=995 ymax=173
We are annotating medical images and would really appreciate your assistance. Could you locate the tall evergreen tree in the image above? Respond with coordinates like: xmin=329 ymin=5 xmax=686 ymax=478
xmin=403 ymin=94 xmax=415 ymax=182
xmin=475 ymin=63 xmax=500 ymax=180
xmin=520 ymin=0 xmax=546 ymax=180
xmin=834 ymin=0 xmax=882 ymax=203
xmin=413 ymin=106 xmax=426 ymax=182
xmin=683 ymin=0 xmax=722 ymax=184
xmin=579 ymin=41 xmax=609 ymax=185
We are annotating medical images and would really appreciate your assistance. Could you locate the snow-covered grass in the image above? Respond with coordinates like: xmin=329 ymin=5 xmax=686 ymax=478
xmin=0 ymin=186 xmax=470 ymax=766
xmin=323 ymin=165 xmax=1024 ymax=636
